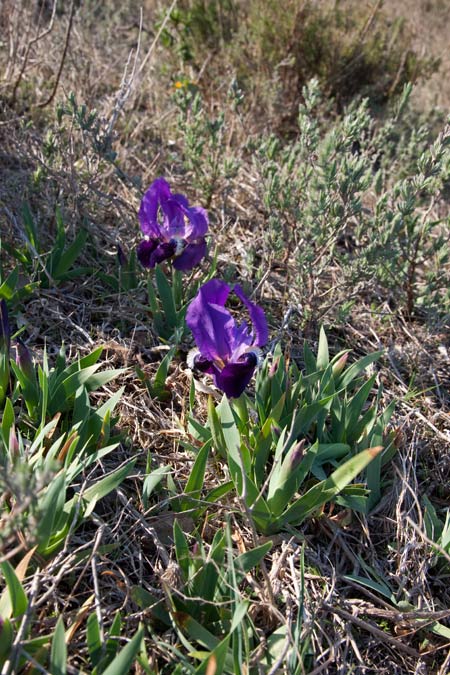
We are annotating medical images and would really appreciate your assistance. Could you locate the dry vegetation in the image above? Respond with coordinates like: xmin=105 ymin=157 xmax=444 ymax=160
xmin=0 ymin=1 xmax=449 ymax=674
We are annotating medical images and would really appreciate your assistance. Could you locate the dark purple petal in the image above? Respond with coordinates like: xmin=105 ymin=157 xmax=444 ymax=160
xmin=0 ymin=300 xmax=10 ymax=353
xmin=186 ymin=279 xmax=234 ymax=362
xmin=289 ymin=440 xmax=306 ymax=470
xmin=9 ymin=426 xmax=19 ymax=457
xmin=214 ymin=352 xmax=258 ymax=398
xmin=173 ymin=239 xmax=207 ymax=271
xmin=192 ymin=353 xmax=216 ymax=374
xmin=16 ymin=338 xmax=34 ymax=379
xmin=233 ymin=284 xmax=268 ymax=347
xmin=151 ymin=241 xmax=177 ymax=265
xmin=117 ymin=243 xmax=127 ymax=267
xmin=185 ymin=206 xmax=209 ymax=239
xmin=137 ymin=239 xmax=159 ymax=268
xmin=138 ymin=178 xmax=171 ymax=237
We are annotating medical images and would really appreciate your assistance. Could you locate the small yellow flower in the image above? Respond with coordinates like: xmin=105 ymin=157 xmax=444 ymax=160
xmin=174 ymin=81 xmax=183 ymax=89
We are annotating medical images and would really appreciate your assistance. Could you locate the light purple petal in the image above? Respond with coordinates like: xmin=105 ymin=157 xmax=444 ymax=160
xmin=138 ymin=178 xmax=171 ymax=237
xmin=185 ymin=206 xmax=209 ymax=240
xmin=161 ymin=199 xmax=188 ymax=238
xmin=173 ymin=239 xmax=207 ymax=271
xmin=229 ymin=322 xmax=253 ymax=360
xmin=233 ymin=284 xmax=268 ymax=347
xmin=214 ymin=353 xmax=258 ymax=398
xmin=194 ymin=278 xmax=230 ymax=307
xmin=186 ymin=279 xmax=235 ymax=362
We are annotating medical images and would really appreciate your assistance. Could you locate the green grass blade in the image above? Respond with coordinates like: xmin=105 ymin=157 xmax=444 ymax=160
xmin=81 ymin=460 xmax=136 ymax=518
xmin=155 ymin=266 xmax=177 ymax=329
xmin=54 ymin=230 xmax=88 ymax=278
xmin=0 ymin=561 xmax=28 ymax=619
xmin=50 ymin=616 xmax=67 ymax=675
xmin=36 ymin=471 xmax=67 ymax=552
xmin=181 ymin=439 xmax=211 ymax=510
xmin=87 ymin=612 xmax=102 ymax=667
xmin=0 ymin=267 xmax=19 ymax=300
xmin=336 ymin=351 xmax=383 ymax=390
xmin=279 ymin=445 xmax=383 ymax=528
xmin=101 ymin=626 xmax=144 ymax=675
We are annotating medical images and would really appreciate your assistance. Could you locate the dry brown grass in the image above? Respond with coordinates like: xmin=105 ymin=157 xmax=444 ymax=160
xmin=384 ymin=0 xmax=450 ymax=111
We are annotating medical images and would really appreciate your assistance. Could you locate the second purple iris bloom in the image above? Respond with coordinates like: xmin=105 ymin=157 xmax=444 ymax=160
xmin=137 ymin=177 xmax=208 ymax=271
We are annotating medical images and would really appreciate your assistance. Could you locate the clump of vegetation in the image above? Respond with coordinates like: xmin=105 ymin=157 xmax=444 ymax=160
xmin=240 ymin=0 xmax=437 ymax=110
xmin=160 ymin=0 xmax=438 ymax=128
xmin=251 ymin=81 xmax=450 ymax=322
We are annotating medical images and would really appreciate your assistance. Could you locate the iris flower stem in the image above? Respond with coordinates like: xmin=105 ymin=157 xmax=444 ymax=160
xmin=231 ymin=394 xmax=250 ymax=435
xmin=172 ymin=268 xmax=183 ymax=309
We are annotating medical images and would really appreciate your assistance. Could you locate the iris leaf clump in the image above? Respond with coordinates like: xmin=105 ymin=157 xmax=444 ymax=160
xmin=187 ymin=329 xmax=395 ymax=534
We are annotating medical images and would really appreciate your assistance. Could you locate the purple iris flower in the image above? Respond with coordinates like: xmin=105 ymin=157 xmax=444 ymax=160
xmin=0 ymin=300 xmax=10 ymax=353
xmin=137 ymin=177 xmax=208 ymax=271
xmin=186 ymin=279 xmax=268 ymax=398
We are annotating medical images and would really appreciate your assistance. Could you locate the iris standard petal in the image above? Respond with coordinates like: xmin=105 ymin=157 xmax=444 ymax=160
xmin=196 ymin=278 xmax=231 ymax=307
xmin=214 ymin=352 xmax=258 ymax=398
xmin=138 ymin=178 xmax=171 ymax=237
xmin=185 ymin=206 xmax=209 ymax=240
xmin=162 ymin=198 xmax=188 ymax=238
xmin=186 ymin=279 xmax=235 ymax=362
xmin=228 ymin=321 xmax=254 ymax=360
xmin=172 ymin=193 xmax=190 ymax=208
xmin=173 ymin=239 xmax=207 ymax=271
xmin=233 ymin=284 xmax=268 ymax=347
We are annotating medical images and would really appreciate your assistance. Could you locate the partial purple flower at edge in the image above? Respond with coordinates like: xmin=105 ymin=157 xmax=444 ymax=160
xmin=137 ymin=177 xmax=208 ymax=271
xmin=186 ymin=279 xmax=268 ymax=398
xmin=16 ymin=338 xmax=34 ymax=380
xmin=0 ymin=300 xmax=10 ymax=353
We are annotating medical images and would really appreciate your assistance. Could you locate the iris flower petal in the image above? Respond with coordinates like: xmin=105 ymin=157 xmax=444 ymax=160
xmin=137 ymin=178 xmax=208 ymax=271
xmin=186 ymin=279 xmax=234 ymax=362
xmin=137 ymin=239 xmax=176 ymax=268
xmin=138 ymin=177 xmax=171 ymax=237
xmin=162 ymin=199 xmax=189 ymax=238
xmin=214 ymin=353 xmax=258 ymax=398
xmin=173 ymin=240 xmax=207 ymax=271
xmin=172 ymin=193 xmax=190 ymax=209
xmin=185 ymin=206 xmax=209 ymax=239
xmin=233 ymin=284 xmax=268 ymax=347
xmin=137 ymin=239 xmax=159 ymax=268
xmin=192 ymin=353 xmax=216 ymax=375
xmin=187 ymin=279 xmax=268 ymax=397
xmin=151 ymin=241 xmax=177 ymax=266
